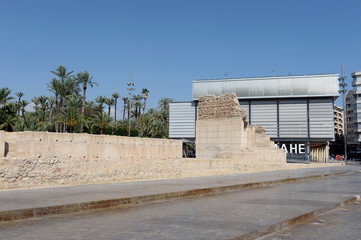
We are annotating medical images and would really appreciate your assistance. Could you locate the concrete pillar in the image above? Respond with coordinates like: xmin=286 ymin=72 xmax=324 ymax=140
xmin=326 ymin=142 xmax=330 ymax=163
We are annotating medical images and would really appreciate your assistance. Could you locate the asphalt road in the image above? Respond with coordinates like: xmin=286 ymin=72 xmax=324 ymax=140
xmin=1 ymin=172 xmax=361 ymax=240
xmin=258 ymin=200 xmax=361 ymax=240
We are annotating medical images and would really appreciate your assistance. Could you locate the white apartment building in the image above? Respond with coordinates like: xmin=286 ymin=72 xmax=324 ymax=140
xmin=334 ymin=106 xmax=344 ymax=136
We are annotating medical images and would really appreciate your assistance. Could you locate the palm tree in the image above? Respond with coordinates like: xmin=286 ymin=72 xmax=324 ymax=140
xmin=64 ymin=77 xmax=80 ymax=97
xmin=0 ymin=87 xmax=14 ymax=105
xmin=19 ymin=100 xmax=29 ymax=117
xmin=122 ymin=97 xmax=129 ymax=120
xmin=0 ymin=102 xmax=19 ymax=132
xmin=137 ymin=113 xmax=156 ymax=137
xmin=91 ymin=112 xmax=112 ymax=134
xmin=15 ymin=92 xmax=24 ymax=116
xmin=31 ymin=97 xmax=41 ymax=113
xmin=37 ymin=96 xmax=48 ymax=122
xmin=95 ymin=96 xmax=106 ymax=113
xmin=51 ymin=65 xmax=73 ymax=82
xmin=47 ymin=96 xmax=55 ymax=122
xmin=105 ymin=97 xmax=115 ymax=116
xmin=65 ymin=94 xmax=82 ymax=109
xmin=141 ymin=88 xmax=149 ymax=114
xmin=47 ymin=78 xmax=61 ymax=113
xmin=15 ymin=92 xmax=24 ymax=101
xmin=112 ymin=92 xmax=120 ymax=122
xmin=132 ymin=94 xmax=143 ymax=119
xmin=59 ymin=95 xmax=83 ymax=132
xmin=50 ymin=66 xmax=76 ymax=111
xmin=75 ymin=71 xmax=98 ymax=117
xmin=37 ymin=96 xmax=48 ymax=112
xmin=146 ymin=108 xmax=158 ymax=115
xmin=84 ymin=101 xmax=97 ymax=117
xmin=151 ymin=119 xmax=167 ymax=138
xmin=157 ymin=97 xmax=174 ymax=122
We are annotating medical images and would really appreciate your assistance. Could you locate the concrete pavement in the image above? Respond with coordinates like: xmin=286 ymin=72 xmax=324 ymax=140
xmin=258 ymin=197 xmax=361 ymax=240
xmin=0 ymin=164 xmax=360 ymax=222
xmin=0 ymin=164 xmax=361 ymax=239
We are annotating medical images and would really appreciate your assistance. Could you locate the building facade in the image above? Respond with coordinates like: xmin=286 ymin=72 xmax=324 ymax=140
xmin=169 ymin=74 xmax=340 ymax=162
xmin=334 ymin=106 xmax=344 ymax=136
xmin=329 ymin=105 xmax=345 ymax=156
xmin=345 ymin=71 xmax=361 ymax=157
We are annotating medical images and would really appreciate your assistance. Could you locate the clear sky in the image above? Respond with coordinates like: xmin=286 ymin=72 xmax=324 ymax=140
xmin=1 ymin=0 xmax=360 ymax=109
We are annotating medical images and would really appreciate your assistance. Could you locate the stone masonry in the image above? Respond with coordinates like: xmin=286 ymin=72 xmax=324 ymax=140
xmin=198 ymin=94 xmax=247 ymax=122
xmin=196 ymin=93 xmax=286 ymax=161
xmin=0 ymin=131 xmax=183 ymax=189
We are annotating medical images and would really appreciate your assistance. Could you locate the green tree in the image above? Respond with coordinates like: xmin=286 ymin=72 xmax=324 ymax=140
xmin=75 ymin=71 xmax=98 ymax=117
xmin=31 ymin=97 xmax=41 ymax=113
xmin=112 ymin=92 xmax=120 ymax=122
xmin=0 ymin=87 xmax=14 ymax=105
xmin=15 ymin=92 xmax=24 ymax=115
xmin=132 ymin=94 xmax=143 ymax=119
xmin=59 ymin=95 xmax=83 ymax=132
xmin=157 ymin=97 xmax=174 ymax=122
xmin=0 ymin=102 xmax=19 ymax=131
xmin=50 ymin=66 xmax=76 ymax=112
xmin=95 ymin=96 xmax=106 ymax=113
xmin=38 ymin=96 xmax=48 ymax=121
xmin=51 ymin=65 xmax=73 ymax=82
xmin=91 ymin=112 xmax=112 ymax=134
xmin=47 ymin=78 xmax=61 ymax=114
xmin=122 ymin=97 xmax=129 ymax=121
xmin=105 ymin=97 xmax=115 ymax=116
xmin=19 ymin=100 xmax=29 ymax=117
xmin=141 ymin=88 xmax=149 ymax=114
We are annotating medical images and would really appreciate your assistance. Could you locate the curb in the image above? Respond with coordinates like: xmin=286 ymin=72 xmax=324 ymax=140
xmin=233 ymin=195 xmax=361 ymax=240
xmin=0 ymin=170 xmax=356 ymax=222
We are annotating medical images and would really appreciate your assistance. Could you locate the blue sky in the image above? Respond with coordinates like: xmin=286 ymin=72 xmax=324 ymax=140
xmin=1 ymin=0 xmax=360 ymax=109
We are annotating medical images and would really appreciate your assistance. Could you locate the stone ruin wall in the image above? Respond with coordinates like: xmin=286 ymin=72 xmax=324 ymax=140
xmin=198 ymin=94 xmax=248 ymax=122
xmin=196 ymin=93 xmax=285 ymax=160
xmin=0 ymin=131 xmax=183 ymax=189
xmin=0 ymin=131 xmax=182 ymax=160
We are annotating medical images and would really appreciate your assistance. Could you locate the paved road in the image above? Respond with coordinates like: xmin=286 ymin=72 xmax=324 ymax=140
xmin=258 ymin=200 xmax=361 ymax=240
xmin=0 ymin=165 xmax=356 ymax=211
xmin=1 ymin=171 xmax=360 ymax=240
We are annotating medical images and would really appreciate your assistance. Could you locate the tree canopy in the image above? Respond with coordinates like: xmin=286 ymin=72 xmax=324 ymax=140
xmin=0 ymin=66 xmax=173 ymax=138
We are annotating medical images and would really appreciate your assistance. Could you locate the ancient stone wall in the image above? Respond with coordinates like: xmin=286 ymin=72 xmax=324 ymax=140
xmin=0 ymin=131 xmax=183 ymax=189
xmin=0 ymin=131 xmax=181 ymax=160
xmin=0 ymin=156 xmax=183 ymax=189
xmin=198 ymin=93 xmax=247 ymax=122
xmin=0 ymin=130 xmax=333 ymax=189
xmin=196 ymin=93 xmax=286 ymax=161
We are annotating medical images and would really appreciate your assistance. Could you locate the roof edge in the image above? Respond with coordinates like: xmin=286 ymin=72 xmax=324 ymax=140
xmin=193 ymin=73 xmax=340 ymax=83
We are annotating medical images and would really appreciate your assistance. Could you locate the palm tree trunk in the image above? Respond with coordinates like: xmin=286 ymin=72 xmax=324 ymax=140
xmin=128 ymin=104 xmax=131 ymax=121
xmin=114 ymin=100 xmax=117 ymax=122
xmin=81 ymin=88 xmax=86 ymax=132
xmin=82 ymin=88 xmax=86 ymax=116
xmin=143 ymin=99 xmax=147 ymax=114
xmin=123 ymin=104 xmax=126 ymax=121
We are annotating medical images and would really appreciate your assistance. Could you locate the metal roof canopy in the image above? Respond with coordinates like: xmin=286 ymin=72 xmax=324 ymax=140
xmin=192 ymin=74 xmax=340 ymax=100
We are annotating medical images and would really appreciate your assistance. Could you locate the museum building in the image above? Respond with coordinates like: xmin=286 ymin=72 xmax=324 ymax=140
xmin=169 ymin=74 xmax=340 ymax=161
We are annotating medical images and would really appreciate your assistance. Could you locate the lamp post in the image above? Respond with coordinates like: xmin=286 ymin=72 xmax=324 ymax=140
xmin=338 ymin=64 xmax=347 ymax=164
xmin=127 ymin=78 xmax=135 ymax=137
